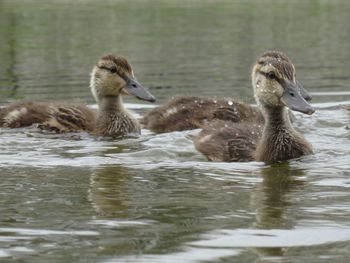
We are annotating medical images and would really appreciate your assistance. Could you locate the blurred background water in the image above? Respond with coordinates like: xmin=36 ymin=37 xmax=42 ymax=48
xmin=0 ymin=0 xmax=350 ymax=262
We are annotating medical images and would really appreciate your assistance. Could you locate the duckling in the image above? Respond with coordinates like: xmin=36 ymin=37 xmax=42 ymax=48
xmin=193 ymin=51 xmax=314 ymax=163
xmin=141 ymin=53 xmax=311 ymax=134
xmin=0 ymin=54 xmax=155 ymax=137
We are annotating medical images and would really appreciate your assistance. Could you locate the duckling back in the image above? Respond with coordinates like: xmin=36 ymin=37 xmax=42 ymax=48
xmin=0 ymin=101 xmax=96 ymax=132
xmin=141 ymin=96 xmax=264 ymax=133
xmin=0 ymin=102 xmax=51 ymax=128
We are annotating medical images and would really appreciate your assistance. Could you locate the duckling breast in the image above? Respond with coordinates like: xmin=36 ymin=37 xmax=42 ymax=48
xmin=95 ymin=112 xmax=140 ymax=137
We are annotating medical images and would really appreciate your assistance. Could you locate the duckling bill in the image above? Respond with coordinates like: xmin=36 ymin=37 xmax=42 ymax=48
xmin=0 ymin=54 xmax=156 ymax=137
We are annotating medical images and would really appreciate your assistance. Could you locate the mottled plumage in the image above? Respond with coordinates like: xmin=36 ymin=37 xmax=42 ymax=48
xmin=193 ymin=51 xmax=314 ymax=163
xmin=142 ymin=51 xmax=310 ymax=134
xmin=141 ymin=96 xmax=264 ymax=133
xmin=0 ymin=54 xmax=155 ymax=137
xmin=254 ymin=109 xmax=313 ymax=163
xmin=193 ymin=120 xmax=262 ymax=162
xmin=0 ymin=101 xmax=95 ymax=132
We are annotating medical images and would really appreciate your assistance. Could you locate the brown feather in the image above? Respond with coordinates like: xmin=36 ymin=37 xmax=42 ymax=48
xmin=141 ymin=96 xmax=264 ymax=133
xmin=258 ymin=50 xmax=295 ymax=81
xmin=0 ymin=101 xmax=96 ymax=132
xmin=193 ymin=120 xmax=262 ymax=162
xmin=100 ymin=54 xmax=132 ymax=75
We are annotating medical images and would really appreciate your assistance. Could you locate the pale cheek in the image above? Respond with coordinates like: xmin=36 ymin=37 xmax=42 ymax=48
xmin=257 ymin=89 xmax=279 ymax=106
xmin=273 ymin=86 xmax=284 ymax=97
xmin=115 ymin=75 xmax=126 ymax=87
xmin=105 ymin=76 xmax=125 ymax=92
xmin=265 ymin=93 xmax=279 ymax=105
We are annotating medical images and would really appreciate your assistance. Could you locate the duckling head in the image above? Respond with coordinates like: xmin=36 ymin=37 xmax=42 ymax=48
xmin=90 ymin=54 xmax=156 ymax=103
xmin=251 ymin=51 xmax=314 ymax=115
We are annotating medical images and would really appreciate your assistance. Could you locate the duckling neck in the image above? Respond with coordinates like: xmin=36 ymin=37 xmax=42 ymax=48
xmin=95 ymin=96 xmax=140 ymax=137
xmin=97 ymin=96 xmax=125 ymax=115
xmin=254 ymin=106 xmax=312 ymax=163
xmin=264 ymin=106 xmax=293 ymax=130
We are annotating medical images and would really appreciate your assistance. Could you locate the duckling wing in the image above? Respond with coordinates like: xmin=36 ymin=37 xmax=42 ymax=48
xmin=39 ymin=104 xmax=96 ymax=133
xmin=212 ymin=107 xmax=242 ymax=122
xmin=192 ymin=121 xmax=262 ymax=162
xmin=212 ymin=103 xmax=263 ymax=123
xmin=0 ymin=102 xmax=51 ymax=128
xmin=141 ymin=96 xmax=219 ymax=133
xmin=0 ymin=101 xmax=96 ymax=133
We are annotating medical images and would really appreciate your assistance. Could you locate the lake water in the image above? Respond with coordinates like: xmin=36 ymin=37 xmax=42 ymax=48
xmin=0 ymin=0 xmax=350 ymax=262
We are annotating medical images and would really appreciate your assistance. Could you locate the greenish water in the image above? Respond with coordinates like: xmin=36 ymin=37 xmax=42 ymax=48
xmin=0 ymin=0 xmax=350 ymax=262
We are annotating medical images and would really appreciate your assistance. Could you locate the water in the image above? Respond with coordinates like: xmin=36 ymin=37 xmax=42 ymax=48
xmin=1 ymin=0 xmax=350 ymax=262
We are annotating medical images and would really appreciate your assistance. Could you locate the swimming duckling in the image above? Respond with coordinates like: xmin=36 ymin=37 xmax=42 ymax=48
xmin=141 ymin=53 xmax=311 ymax=133
xmin=193 ymin=51 xmax=314 ymax=163
xmin=0 ymin=54 xmax=155 ymax=137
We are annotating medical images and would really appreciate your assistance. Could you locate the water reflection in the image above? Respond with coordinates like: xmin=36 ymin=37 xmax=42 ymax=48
xmin=88 ymin=166 xmax=133 ymax=217
xmin=1 ymin=10 xmax=19 ymax=99
xmin=253 ymin=164 xmax=305 ymax=229
xmin=251 ymin=164 xmax=306 ymax=259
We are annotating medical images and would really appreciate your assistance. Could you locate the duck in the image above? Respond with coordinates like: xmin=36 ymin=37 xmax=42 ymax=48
xmin=141 ymin=52 xmax=311 ymax=134
xmin=192 ymin=50 xmax=315 ymax=163
xmin=0 ymin=54 xmax=156 ymax=137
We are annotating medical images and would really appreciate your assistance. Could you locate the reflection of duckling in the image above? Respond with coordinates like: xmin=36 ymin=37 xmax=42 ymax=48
xmin=193 ymin=51 xmax=314 ymax=163
xmin=250 ymin=164 xmax=305 ymax=258
xmin=141 ymin=52 xmax=311 ymax=134
xmin=252 ymin=164 xmax=305 ymax=229
xmin=0 ymin=55 xmax=155 ymax=137
xmin=88 ymin=166 xmax=133 ymax=217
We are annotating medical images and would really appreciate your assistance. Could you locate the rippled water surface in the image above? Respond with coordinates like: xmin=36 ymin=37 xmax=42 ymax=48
xmin=1 ymin=0 xmax=350 ymax=262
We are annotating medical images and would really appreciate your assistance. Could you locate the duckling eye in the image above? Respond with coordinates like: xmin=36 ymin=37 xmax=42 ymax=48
xmin=267 ymin=72 xmax=276 ymax=80
xmin=99 ymin=66 xmax=117 ymax=74
xmin=109 ymin=67 xmax=117 ymax=74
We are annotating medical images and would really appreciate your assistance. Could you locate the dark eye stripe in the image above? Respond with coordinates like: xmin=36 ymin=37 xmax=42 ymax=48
xmin=99 ymin=65 xmax=117 ymax=73
xmin=258 ymin=70 xmax=284 ymax=86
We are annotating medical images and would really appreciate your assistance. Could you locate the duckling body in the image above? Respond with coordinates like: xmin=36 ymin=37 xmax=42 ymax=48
xmin=0 ymin=101 xmax=96 ymax=132
xmin=193 ymin=120 xmax=262 ymax=162
xmin=342 ymin=105 xmax=350 ymax=111
xmin=141 ymin=96 xmax=264 ymax=133
xmin=0 ymin=54 xmax=155 ymax=137
xmin=193 ymin=51 xmax=314 ymax=163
